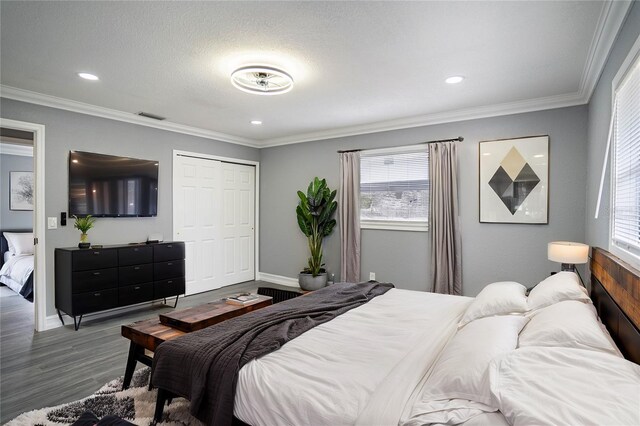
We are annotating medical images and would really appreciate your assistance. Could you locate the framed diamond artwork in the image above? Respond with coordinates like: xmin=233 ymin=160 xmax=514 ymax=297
xmin=479 ymin=135 xmax=549 ymax=224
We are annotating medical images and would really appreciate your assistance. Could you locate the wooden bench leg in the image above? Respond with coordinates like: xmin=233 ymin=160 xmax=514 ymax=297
xmin=154 ymin=387 xmax=171 ymax=423
xmin=123 ymin=342 xmax=143 ymax=390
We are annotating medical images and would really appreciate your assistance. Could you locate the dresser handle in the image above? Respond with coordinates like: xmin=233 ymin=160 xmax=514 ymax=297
xmin=93 ymin=251 xmax=100 ymax=255
xmin=134 ymin=286 xmax=140 ymax=290
xmin=167 ymin=280 xmax=173 ymax=284
xmin=166 ymin=245 xmax=172 ymax=248
xmin=134 ymin=266 xmax=140 ymax=270
xmin=167 ymin=262 xmax=173 ymax=266
xmin=93 ymin=272 xmax=101 ymax=276
xmin=94 ymin=292 xmax=101 ymax=296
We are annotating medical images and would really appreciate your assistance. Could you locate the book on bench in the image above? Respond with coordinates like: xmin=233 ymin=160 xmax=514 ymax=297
xmin=226 ymin=294 xmax=260 ymax=306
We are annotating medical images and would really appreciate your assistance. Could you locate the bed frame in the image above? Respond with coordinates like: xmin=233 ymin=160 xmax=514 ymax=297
xmin=590 ymin=247 xmax=640 ymax=364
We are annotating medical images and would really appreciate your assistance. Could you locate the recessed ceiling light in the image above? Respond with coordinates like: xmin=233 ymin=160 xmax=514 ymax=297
xmin=534 ymin=154 xmax=545 ymax=158
xmin=72 ymin=159 xmax=79 ymax=163
xmin=77 ymin=72 xmax=99 ymax=81
xmin=482 ymin=153 xmax=491 ymax=156
xmin=251 ymin=120 xmax=263 ymax=125
xmin=445 ymin=76 xmax=464 ymax=84
xmin=231 ymin=66 xmax=293 ymax=95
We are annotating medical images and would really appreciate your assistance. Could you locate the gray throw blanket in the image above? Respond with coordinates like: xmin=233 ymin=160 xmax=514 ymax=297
xmin=151 ymin=281 xmax=393 ymax=426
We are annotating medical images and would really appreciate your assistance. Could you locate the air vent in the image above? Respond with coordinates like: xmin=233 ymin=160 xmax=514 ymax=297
xmin=136 ymin=112 xmax=166 ymax=121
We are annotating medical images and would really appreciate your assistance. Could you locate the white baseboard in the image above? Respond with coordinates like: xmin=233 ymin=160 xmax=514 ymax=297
xmin=257 ymin=272 xmax=300 ymax=288
xmin=43 ymin=298 xmax=177 ymax=331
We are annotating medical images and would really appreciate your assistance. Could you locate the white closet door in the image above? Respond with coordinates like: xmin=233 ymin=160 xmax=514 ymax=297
xmin=221 ymin=162 xmax=255 ymax=285
xmin=173 ymin=155 xmax=223 ymax=295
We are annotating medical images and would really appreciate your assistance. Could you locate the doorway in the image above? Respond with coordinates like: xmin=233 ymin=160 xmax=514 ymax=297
xmin=173 ymin=151 xmax=258 ymax=295
xmin=0 ymin=118 xmax=46 ymax=331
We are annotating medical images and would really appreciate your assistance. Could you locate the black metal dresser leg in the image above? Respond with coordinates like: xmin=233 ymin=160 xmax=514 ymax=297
xmin=56 ymin=309 xmax=65 ymax=326
xmin=73 ymin=315 xmax=83 ymax=331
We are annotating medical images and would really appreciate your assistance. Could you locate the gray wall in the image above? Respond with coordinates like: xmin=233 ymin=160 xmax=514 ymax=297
xmin=1 ymin=153 xmax=34 ymax=229
xmin=586 ymin=2 xmax=640 ymax=249
xmin=260 ymin=105 xmax=588 ymax=296
xmin=0 ymin=98 xmax=260 ymax=316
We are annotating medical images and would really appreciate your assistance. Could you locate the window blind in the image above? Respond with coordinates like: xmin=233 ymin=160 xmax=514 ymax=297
xmin=360 ymin=147 xmax=429 ymax=223
xmin=612 ymin=57 xmax=640 ymax=255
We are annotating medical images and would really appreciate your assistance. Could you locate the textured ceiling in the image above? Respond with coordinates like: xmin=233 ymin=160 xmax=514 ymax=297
xmin=0 ymin=1 xmax=612 ymax=145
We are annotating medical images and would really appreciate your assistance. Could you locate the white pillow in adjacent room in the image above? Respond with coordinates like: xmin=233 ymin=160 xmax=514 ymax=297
xmin=527 ymin=271 xmax=589 ymax=310
xmin=459 ymin=282 xmax=528 ymax=327
xmin=422 ymin=315 xmax=530 ymax=406
xmin=518 ymin=300 xmax=620 ymax=356
xmin=4 ymin=232 xmax=34 ymax=255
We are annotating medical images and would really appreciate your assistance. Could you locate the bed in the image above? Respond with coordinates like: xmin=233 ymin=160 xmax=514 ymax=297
xmin=0 ymin=230 xmax=34 ymax=302
xmin=151 ymin=247 xmax=640 ymax=426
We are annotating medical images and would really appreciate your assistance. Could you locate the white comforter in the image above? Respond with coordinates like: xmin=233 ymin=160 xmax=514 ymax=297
xmin=234 ymin=288 xmax=472 ymax=426
xmin=0 ymin=254 xmax=33 ymax=293
xmin=490 ymin=347 xmax=640 ymax=426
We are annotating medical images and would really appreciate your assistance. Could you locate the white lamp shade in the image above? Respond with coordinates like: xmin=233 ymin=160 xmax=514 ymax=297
xmin=548 ymin=241 xmax=589 ymax=264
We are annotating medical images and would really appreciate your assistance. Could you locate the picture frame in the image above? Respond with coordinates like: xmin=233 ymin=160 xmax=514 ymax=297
xmin=479 ymin=135 xmax=549 ymax=224
xmin=10 ymin=171 xmax=34 ymax=211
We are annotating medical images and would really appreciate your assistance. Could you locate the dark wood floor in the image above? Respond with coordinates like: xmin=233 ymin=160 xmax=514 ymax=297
xmin=0 ymin=280 xmax=289 ymax=423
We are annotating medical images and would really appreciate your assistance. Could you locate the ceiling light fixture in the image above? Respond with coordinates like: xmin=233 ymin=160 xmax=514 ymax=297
xmin=231 ymin=66 xmax=293 ymax=95
xmin=445 ymin=76 xmax=464 ymax=84
xmin=251 ymin=120 xmax=263 ymax=125
xmin=78 ymin=72 xmax=99 ymax=81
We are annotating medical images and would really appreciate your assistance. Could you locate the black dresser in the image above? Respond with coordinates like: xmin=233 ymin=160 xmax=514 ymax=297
xmin=55 ymin=242 xmax=185 ymax=330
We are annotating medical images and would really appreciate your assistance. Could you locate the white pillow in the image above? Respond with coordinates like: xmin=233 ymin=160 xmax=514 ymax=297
xmin=527 ymin=272 xmax=589 ymax=310
xmin=422 ymin=315 xmax=530 ymax=406
xmin=518 ymin=300 xmax=620 ymax=356
xmin=4 ymin=232 xmax=34 ymax=255
xmin=459 ymin=282 xmax=528 ymax=327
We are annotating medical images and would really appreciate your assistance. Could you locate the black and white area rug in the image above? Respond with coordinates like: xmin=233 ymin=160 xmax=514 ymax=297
xmin=7 ymin=368 xmax=204 ymax=426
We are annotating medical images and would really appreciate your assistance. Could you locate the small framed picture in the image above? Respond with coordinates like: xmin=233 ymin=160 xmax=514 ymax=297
xmin=479 ymin=135 xmax=549 ymax=224
xmin=10 ymin=171 xmax=34 ymax=211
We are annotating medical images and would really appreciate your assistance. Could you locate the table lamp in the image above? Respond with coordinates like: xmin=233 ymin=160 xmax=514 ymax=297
xmin=548 ymin=241 xmax=589 ymax=272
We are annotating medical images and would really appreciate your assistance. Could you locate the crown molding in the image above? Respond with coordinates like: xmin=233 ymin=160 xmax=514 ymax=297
xmin=260 ymin=92 xmax=585 ymax=147
xmin=0 ymin=85 xmax=261 ymax=148
xmin=578 ymin=0 xmax=633 ymax=102
xmin=0 ymin=142 xmax=33 ymax=156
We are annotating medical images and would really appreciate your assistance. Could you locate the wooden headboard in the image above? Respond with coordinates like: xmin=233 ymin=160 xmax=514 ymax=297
xmin=590 ymin=247 xmax=640 ymax=364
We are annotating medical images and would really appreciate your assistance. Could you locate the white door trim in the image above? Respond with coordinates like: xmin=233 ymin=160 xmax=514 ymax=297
xmin=172 ymin=150 xmax=260 ymax=284
xmin=0 ymin=118 xmax=47 ymax=332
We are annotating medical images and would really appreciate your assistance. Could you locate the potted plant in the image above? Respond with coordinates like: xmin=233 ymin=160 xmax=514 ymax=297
xmin=296 ymin=177 xmax=338 ymax=291
xmin=73 ymin=215 xmax=96 ymax=248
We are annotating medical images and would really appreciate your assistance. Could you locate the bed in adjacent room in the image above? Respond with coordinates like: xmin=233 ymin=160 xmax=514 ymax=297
xmin=150 ymin=247 xmax=640 ymax=426
xmin=0 ymin=230 xmax=34 ymax=301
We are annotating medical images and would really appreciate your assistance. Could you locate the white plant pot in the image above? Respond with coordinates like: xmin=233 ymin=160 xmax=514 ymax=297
xmin=298 ymin=272 xmax=328 ymax=291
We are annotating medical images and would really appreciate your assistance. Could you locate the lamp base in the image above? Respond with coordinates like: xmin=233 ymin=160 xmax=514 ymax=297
xmin=560 ymin=263 xmax=576 ymax=272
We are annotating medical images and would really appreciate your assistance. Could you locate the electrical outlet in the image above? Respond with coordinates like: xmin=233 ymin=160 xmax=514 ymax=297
xmin=369 ymin=272 xmax=376 ymax=281
xmin=47 ymin=217 xmax=58 ymax=229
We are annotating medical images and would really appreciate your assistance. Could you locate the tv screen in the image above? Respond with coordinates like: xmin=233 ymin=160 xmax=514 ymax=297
xmin=69 ymin=151 xmax=158 ymax=217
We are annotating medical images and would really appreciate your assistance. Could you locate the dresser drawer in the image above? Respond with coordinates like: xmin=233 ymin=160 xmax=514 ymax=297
xmin=118 ymin=246 xmax=153 ymax=266
xmin=71 ymin=268 xmax=118 ymax=293
xmin=154 ymin=277 xmax=185 ymax=299
xmin=72 ymin=289 xmax=118 ymax=315
xmin=154 ymin=260 xmax=185 ymax=280
xmin=119 ymin=263 xmax=153 ymax=286
xmin=72 ymin=249 xmax=118 ymax=271
xmin=119 ymin=282 xmax=153 ymax=306
xmin=153 ymin=243 xmax=185 ymax=262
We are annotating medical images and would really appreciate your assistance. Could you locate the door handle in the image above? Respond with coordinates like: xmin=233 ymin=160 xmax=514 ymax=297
xmin=93 ymin=272 xmax=101 ymax=276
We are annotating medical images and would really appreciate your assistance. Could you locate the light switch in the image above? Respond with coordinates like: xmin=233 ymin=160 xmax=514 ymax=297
xmin=47 ymin=217 xmax=58 ymax=229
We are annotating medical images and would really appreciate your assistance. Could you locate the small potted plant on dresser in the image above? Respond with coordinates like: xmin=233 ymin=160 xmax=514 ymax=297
xmin=73 ymin=215 xmax=96 ymax=248
xmin=296 ymin=177 xmax=337 ymax=291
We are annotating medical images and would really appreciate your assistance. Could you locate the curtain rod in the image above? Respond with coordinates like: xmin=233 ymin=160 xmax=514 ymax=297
xmin=337 ymin=136 xmax=464 ymax=153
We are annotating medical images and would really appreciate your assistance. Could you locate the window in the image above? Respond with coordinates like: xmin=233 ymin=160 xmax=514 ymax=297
xmin=611 ymin=51 xmax=640 ymax=264
xmin=360 ymin=145 xmax=429 ymax=231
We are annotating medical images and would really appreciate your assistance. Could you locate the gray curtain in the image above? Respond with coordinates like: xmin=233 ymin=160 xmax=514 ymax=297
xmin=339 ymin=152 xmax=361 ymax=283
xmin=429 ymin=142 xmax=462 ymax=295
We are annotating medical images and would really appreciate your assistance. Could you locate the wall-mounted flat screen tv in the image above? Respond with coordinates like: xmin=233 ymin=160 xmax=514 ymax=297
xmin=69 ymin=151 xmax=158 ymax=217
